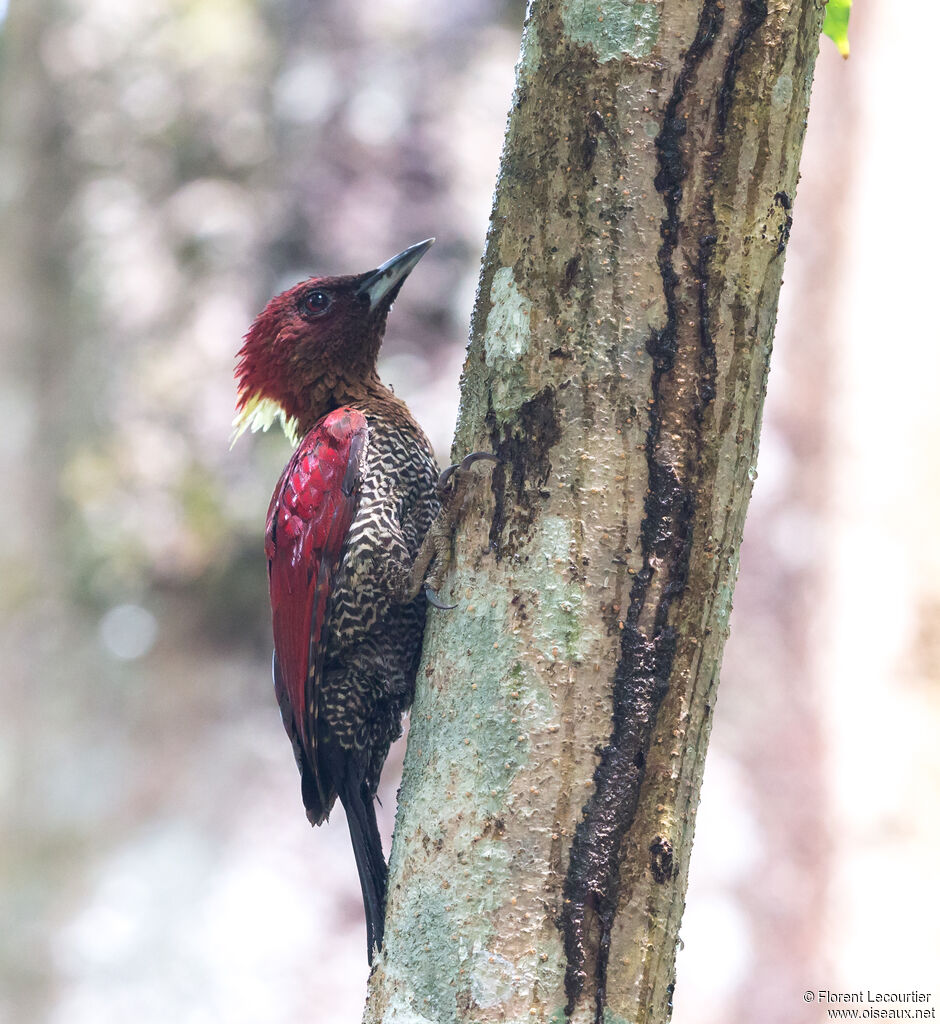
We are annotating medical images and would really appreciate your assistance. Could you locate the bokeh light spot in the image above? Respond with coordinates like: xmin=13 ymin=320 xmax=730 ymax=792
xmin=98 ymin=604 xmax=158 ymax=661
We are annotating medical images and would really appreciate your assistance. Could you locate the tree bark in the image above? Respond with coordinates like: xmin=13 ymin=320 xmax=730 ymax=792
xmin=364 ymin=2 xmax=825 ymax=1022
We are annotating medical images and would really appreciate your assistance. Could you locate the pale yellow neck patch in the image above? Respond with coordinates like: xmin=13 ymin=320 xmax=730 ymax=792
xmin=230 ymin=394 xmax=300 ymax=448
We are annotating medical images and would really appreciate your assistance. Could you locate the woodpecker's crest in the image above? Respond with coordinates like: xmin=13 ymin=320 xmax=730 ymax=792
xmin=233 ymin=240 xmax=434 ymax=446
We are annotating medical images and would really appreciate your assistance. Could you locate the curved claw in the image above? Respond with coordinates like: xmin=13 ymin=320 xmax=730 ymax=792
xmin=460 ymin=451 xmax=501 ymax=471
xmin=437 ymin=464 xmax=459 ymax=490
xmin=424 ymin=584 xmax=457 ymax=611
xmin=438 ymin=451 xmax=501 ymax=490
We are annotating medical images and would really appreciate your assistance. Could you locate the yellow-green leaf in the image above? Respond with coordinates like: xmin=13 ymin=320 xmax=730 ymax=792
xmin=822 ymin=0 xmax=851 ymax=58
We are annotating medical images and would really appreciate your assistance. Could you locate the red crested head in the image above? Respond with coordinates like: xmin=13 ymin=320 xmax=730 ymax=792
xmin=234 ymin=239 xmax=434 ymax=444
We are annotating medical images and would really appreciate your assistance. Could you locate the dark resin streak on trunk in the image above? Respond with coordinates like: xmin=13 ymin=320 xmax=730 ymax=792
xmin=486 ymin=388 xmax=562 ymax=561
xmin=558 ymin=2 xmax=768 ymax=1020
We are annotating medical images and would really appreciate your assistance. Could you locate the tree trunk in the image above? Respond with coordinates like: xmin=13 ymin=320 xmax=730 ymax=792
xmin=364 ymin=2 xmax=825 ymax=1022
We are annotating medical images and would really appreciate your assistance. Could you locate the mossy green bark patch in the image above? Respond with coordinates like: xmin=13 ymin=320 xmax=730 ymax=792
xmin=484 ymin=267 xmax=536 ymax=417
xmin=561 ymin=0 xmax=661 ymax=62
xmin=470 ymin=949 xmax=517 ymax=1008
xmin=519 ymin=515 xmax=605 ymax=664
xmin=603 ymin=1009 xmax=632 ymax=1024
xmin=396 ymin=590 xmax=528 ymax=831
xmin=517 ymin=15 xmax=542 ymax=82
xmin=469 ymin=943 xmax=566 ymax=1016
xmin=771 ymin=73 xmax=793 ymax=109
xmin=484 ymin=268 xmax=531 ymax=364
xmin=382 ymin=835 xmax=514 ymax=1023
xmin=713 ymin=548 xmax=740 ymax=635
xmin=383 ymin=992 xmax=437 ymax=1024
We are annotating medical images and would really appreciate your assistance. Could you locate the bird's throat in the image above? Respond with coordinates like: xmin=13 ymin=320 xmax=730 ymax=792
xmin=232 ymin=374 xmax=421 ymax=450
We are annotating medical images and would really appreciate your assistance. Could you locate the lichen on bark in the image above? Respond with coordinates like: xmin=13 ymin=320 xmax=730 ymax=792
xmin=364 ymin=2 xmax=827 ymax=1022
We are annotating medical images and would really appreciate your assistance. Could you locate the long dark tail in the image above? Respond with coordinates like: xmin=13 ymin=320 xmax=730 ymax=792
xmin=337 ymin=778 xmax=388 ymax=964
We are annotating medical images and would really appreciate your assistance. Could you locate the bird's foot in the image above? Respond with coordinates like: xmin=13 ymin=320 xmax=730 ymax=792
xmin=421 ymin=452 xmax=499 ymax=608
xmin=423 ymin=583 xmax=457 ymax=610
xmin=436 ymin=452 xmax=501 ymax=496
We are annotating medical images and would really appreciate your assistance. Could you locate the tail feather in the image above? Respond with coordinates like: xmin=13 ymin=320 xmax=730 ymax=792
xmin=338 ymin=780 xmax=388 ymax=963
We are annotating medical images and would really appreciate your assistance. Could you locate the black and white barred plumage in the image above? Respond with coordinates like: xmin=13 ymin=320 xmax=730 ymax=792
xmin=318 ymin=415 xmax=439 ymax=806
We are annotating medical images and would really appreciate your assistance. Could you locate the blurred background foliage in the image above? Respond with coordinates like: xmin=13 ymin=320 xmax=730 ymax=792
xmin=1 ymin=1 xmax=937 ymax=1022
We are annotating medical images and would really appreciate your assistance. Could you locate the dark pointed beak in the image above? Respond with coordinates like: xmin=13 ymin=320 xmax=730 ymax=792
xmin=356 ymin=238 xmax=434 ymax=310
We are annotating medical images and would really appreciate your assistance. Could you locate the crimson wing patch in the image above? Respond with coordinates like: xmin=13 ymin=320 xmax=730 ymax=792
xmin=265 ymin=407 xmax=368 ymax=809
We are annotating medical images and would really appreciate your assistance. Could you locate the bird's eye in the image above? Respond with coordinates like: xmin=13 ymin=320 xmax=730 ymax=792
xmin=299 ymin=289 xmax=331 ymax=318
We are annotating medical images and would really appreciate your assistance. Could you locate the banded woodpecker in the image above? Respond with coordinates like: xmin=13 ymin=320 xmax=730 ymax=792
xmin=234 ymin=240 xmax=494 ymax=962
